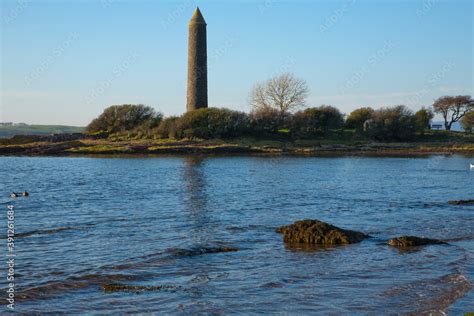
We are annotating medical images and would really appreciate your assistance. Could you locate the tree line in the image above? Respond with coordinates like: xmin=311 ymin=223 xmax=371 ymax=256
xmin=87 ymin=73 xmax=474 ymax=141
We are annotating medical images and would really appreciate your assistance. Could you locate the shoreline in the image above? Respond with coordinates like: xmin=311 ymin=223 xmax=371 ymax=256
xmin=0 ymin=139 xmax=473 ymax=157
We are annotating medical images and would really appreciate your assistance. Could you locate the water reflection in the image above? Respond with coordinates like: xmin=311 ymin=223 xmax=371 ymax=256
xmin=180 ymin=157 xmax=218 ymax=308
xmin=182 ymin=157 xmax=213 ymax=244
xmin=183 ymin=157 xmax=208 ymax=213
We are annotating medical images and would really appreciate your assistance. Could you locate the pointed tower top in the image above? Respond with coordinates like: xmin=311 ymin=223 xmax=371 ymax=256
xmin=190 ymin=7 xmax=206 ymax=25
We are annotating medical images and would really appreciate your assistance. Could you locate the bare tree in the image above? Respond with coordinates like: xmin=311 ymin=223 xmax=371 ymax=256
xmin=249 ymin=73 xmax=309 ymax=115
xmin=432 ymin=95 xmax=474 ymax=130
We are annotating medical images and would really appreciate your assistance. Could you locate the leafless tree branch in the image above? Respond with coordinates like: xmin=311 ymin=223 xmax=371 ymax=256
xmin=249 ymin=73 xmax=309 ymax=115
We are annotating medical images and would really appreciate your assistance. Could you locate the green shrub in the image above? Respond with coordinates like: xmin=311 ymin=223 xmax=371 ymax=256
xmin=174 ymin=108 xmax=250 ymax=139
xmin=87 ymin=104 xmax=162 ymax=134
xmin=155 ymin=116 xmax=179 ymax=139
xmin=365 ymin=105 xmax=417 ymax=141
xmin=460 ymin=111 xmax=474 ymax=133
xmin=249 ymin=107 xmax=288 ymax=136
xmin=345 ymin=107 xmax=374 ymax=132
xmin=415 ymin=107 xmax=434 ymax=134
xmin=291 ymin=105 xmax=344 ymax=137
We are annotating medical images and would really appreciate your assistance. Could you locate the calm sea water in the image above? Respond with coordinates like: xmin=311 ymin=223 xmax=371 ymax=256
xmin=1 ymin=155 xmax=473 ymax=314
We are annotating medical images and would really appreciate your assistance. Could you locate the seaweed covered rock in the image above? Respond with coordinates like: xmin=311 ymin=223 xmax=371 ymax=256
xmin=448 ymin=199 xmax=474 ymax=205
xmin=388 ymin=236 xmax=446 ymax=248
xmin=102 ymin=283 xmax=179 ymax=293
xmin=168 ymin=246 xmax=238 ymax=257
xmin=276 ymin=219 xmax=369 ymax=245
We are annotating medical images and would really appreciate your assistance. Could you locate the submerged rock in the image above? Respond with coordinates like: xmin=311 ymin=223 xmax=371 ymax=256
xmin=102 ymin=283 xmax=179 ymax=293
xmin=276 ymin=219 xmax=369 ymax=245
xmin=448 ymin=199 xmax=474 ymax=205
xmin=15 ymin=226 xmax=75 ymax=238
xmin=168 ymin=246 xmax=238 ymax=257
xmin=388 ymin=236 xmax=446 ymax=248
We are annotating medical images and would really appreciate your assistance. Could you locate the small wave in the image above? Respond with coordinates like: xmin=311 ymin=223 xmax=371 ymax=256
xmin=11 ymin=273 xmax=151 ymax=302
xmin=443 ymin=236 xmax=474 ymax=242
xmin=225 ymin=224 xmax=274 ymax=233
xmin=5 ymin=243 xmax=238 ymax=303
xmin=15 ymin=226 xmax=76 ymax=238
xmin=13 ymin=224 xmax=95 ymax=239
xmin=406 ymin=201 xmax=448 ymax=209
xmin=103 ymin=244 xmax=238 ymax=272
xmin=383 ymin=272 xmax=472 ymax=314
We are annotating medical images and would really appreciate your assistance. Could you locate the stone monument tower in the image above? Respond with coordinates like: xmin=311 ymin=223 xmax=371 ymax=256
xmin=186 ymin=7 xmax=208 ymax=112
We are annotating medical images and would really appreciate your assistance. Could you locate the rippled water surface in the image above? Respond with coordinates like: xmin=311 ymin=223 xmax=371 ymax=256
xmin=1 ymin=156 xmax=473 ymax=314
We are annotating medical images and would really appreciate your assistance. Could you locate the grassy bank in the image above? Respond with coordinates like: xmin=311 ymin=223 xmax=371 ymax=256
xmin=0 ymin=134 xmax=473 ymax=157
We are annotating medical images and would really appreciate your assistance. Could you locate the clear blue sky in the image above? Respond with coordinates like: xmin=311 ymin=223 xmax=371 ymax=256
xmin=1 ymin=0 xmax=472 ymax=126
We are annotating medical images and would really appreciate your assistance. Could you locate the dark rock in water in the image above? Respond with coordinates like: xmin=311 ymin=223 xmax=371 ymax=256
xmin=448 ymin=199 xmax=474 ymax=205
xmin=15 ymin=226 xmax=78 ymax=238
xmin=388 ymin=236 xmax=446 ymax=248
xmin=102 ymin=283 xmax=180 ymax=293
xmin=276 ymin=219 xmax=369 ymax=245
xmin=168 ymin=246 xmax=238 ymax=257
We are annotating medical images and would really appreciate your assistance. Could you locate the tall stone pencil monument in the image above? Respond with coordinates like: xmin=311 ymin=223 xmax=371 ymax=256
xmin=186 ymin=7 xmax=208 ymax=112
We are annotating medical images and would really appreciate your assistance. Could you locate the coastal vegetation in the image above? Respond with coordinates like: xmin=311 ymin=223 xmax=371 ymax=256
xmin=432 ymin=95 xmax=474 ymax=131
xmin=1 ymin=73 xmax=472 ymax=156
xmin=461 ymin=111 xmax=474 ymax=133
xmin=83 ymin=74 xmax=473 ymax=143
xmin=86 ymin=104 xmax=162 ymax=135
xmin=83 ymin=102 xmax=473 ymax=144
xmin=1 ymin=132 xmax=473 ymax=156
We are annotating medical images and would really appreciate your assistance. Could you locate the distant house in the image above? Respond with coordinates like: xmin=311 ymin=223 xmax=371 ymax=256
xmin=429 ymin=121 xmax=462 ymax=132
xmin=430 ymin=123 xmax=443 ymax=130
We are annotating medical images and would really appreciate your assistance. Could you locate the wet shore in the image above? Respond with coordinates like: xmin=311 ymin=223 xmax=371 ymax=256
xmin=0 ymin=139 xmax=473 ymax=157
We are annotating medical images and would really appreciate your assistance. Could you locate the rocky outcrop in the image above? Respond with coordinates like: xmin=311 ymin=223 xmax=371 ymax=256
xmin=448 ymin=200 xmax=474 ymax=205
xmin=388 ymin=236 xmax=446 ymax=248
xmin=276 ymin=219 xmax=369 ymax=245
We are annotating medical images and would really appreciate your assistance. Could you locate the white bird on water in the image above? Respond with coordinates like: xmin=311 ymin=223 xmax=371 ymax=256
xmin=471 ymin=164 xmax=474 ymax=169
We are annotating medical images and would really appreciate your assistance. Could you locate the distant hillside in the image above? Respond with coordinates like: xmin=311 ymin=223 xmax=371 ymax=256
xmin=0 ymin=124 xmax=85 ymax=138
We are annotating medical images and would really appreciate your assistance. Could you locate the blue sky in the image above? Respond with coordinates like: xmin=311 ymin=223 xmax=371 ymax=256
xmin=1 ymin=0 xmax=472 ymax=126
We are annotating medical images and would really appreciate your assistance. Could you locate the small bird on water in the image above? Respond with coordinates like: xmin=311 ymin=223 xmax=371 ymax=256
xmin=10 ymin=192 xmax=19 ymax=198
xmin=23 ymin=191 xmax=29 ymax=197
